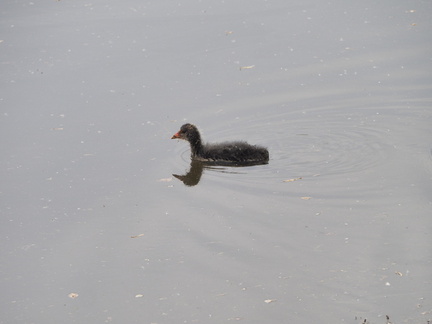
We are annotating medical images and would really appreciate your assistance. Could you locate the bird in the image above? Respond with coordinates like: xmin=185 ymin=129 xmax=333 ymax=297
xmin=171 ymin=123 xmax=269 ymax=165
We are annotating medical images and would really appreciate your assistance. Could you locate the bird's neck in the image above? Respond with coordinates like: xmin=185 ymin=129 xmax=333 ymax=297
xmin=189 ymin=133 xmax=203 ymax=157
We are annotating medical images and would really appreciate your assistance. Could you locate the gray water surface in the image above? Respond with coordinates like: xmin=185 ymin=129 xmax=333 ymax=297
xmin=1 ymin=1 xmax=431 ymax=323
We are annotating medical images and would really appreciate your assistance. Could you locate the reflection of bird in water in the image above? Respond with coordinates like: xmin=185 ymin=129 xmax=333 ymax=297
xmin=172 ymin=160 xmax=249 ymax=186
xmin=171 ymin=123 xmax=269 ymax=166
xmin=172 ymin=160 xmax=204 ymax=187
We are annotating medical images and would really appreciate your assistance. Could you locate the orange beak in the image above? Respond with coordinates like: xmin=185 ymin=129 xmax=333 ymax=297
xmin=171 ymin=132 xmax=180 ymax=139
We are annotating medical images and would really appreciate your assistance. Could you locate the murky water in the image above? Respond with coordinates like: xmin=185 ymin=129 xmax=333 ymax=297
xmin=1 ymin=1 xmax=431 ymax=323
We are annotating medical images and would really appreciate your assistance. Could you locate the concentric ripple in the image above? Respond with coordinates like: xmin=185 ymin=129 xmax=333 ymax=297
xmin=268 ymin=113 xmax=394 ymax=177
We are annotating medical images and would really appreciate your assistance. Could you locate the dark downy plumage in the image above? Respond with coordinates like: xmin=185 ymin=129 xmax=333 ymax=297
xmin=171 ymin=123 xmax=269 ymax=165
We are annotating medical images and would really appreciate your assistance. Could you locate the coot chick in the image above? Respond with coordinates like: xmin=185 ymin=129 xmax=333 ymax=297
xmin=171 ymin=123 xmax=269 ymax=165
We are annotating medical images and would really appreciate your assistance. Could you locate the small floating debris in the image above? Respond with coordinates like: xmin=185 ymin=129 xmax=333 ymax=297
xmin=135 ymin=294 xmax=143 ymax=298
xmin=283 ymin=177 xmax=302 ymax=182
xmin=68 ymin=293 xmax=79 ymax=299
xmin=158 ymin=178 xmax=172 ymax=182
xmin=239 ymin=65 xmax=255 ymax=70
xmin=131 ymin=234 xmax=144 ymax=239
xmin=264 ymin=299 xmax=277 ymax=303
xmin=301 ymin=196 xmax=312 ymax=200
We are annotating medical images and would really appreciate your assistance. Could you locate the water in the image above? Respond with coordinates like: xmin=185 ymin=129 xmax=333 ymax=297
xmin=1 ymin=1 xmax=431 ymax=323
